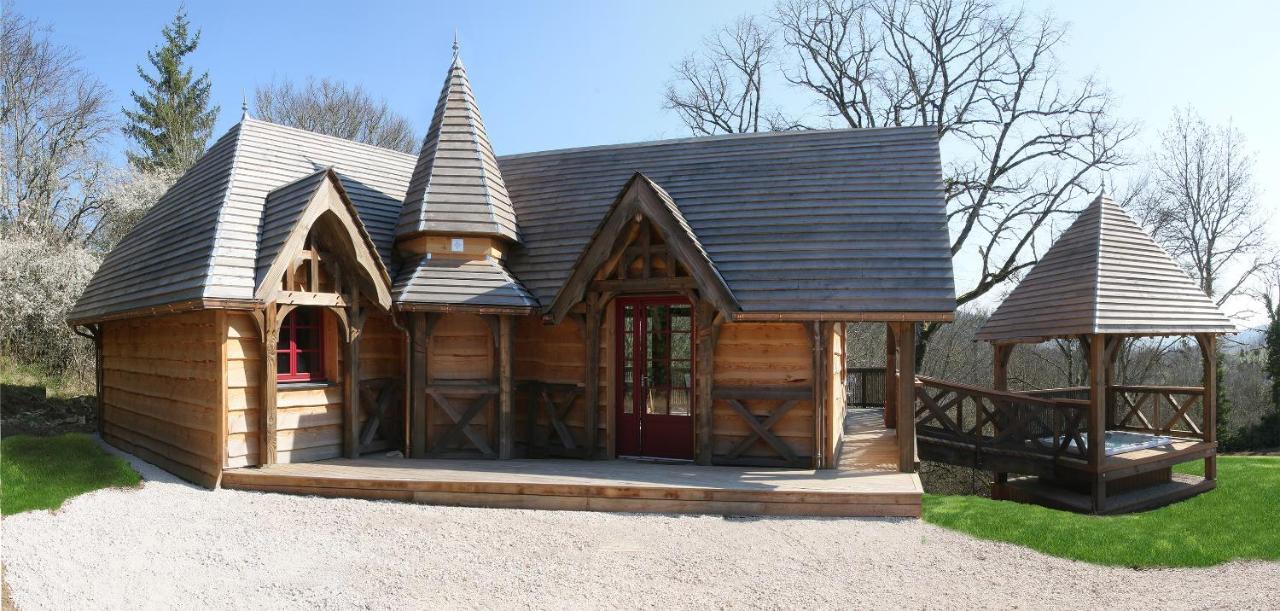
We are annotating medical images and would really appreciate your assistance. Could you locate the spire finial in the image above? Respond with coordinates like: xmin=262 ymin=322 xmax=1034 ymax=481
xmin=452 ymin=30 xmax=459 ymax=56
xmin=241 ymin=90 xmax=249 ymax=119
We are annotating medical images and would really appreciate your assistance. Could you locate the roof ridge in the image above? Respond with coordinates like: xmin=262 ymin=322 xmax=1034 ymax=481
xmin=241 ymin=116 xmax=417 ymax=161
xmin=499 ymin=125 xmax=938 ymax=161
xmin=201 ymin=120 xmax=250 ymax=300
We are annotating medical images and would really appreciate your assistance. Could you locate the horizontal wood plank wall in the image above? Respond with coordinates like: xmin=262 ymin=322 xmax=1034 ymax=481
xmin=359 ymin=311 xmax=403 ymax=381
xmin=225 ymin=312 xmax=261 ymax=467
xmin=513 ymin=316 xmax=590 ymax=454
xmin=712 ymin=322 xmax=815 ymax=462
xmin=101 ymin=310 xmax=222 ymax=488
xmin=428 ymin=313 xmax=495 ymax=451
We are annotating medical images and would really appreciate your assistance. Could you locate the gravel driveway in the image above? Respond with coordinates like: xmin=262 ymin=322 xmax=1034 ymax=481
xmin=2 ymin=442 xmax=1276 ymax=610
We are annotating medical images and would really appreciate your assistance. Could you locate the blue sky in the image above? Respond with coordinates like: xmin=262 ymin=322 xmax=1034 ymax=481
xmin=16 ymin=0 xmax=1280 ymax=319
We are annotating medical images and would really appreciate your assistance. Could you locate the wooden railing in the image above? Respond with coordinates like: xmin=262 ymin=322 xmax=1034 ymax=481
xmin=847 ymin=367 xmax=887 ymax=407
xmin=914 ymin=376 xmax=1090 ymax=462
xmin=1024 ymin=386 xmax=1091 ymax=401
xmin=1109 ymin=385 xmax=1206 ymax=440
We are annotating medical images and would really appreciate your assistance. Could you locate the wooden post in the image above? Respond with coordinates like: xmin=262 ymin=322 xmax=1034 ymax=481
xmin=498 ymin=315 xmax=514 ymax=459
xmin=992 ymin=343 xmax=1013 ymax=486
xmin=896 ymin=322 xmax=917 ymax=473
xmin=1198 ymin=333 xmax=1218 ymax=480
xmin=811 ymin=321 xmax=829 ymax=469
xmin=1086 ymin=333 xmax=1107 ymax=513
xmin=583 ymin=294 xmax=601 ymax=458
xmin=92 ymin=324 xmax=105 ymax=437
xmin=695 ymin=301 xmax=718 ymax=465
xmin=343 ymin=297 xmax=364 ymax=459
xmin=260 ymin=305 xmax=280 ymax=466
xmin=884 ymin=324 xmax=898 ymax=428
xmin=409 ymin=312 xmax=428 ymax=458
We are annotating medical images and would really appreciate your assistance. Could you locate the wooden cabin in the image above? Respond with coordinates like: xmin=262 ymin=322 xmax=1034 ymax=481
xmin=913 ymin=195 xmax=1236 ymax=514
xmin=68 ymin=51 xmax=952 ymax=515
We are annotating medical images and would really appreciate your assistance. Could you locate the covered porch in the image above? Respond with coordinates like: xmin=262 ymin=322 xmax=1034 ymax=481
xmin=222 ymin=407 xmax=921 ymax=517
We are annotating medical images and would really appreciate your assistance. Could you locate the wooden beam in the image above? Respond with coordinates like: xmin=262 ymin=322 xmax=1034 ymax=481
xmin=582 ymin=293 xmax=601 ymax=458
xmin=811 ymin=321 xmax=829 ymax=469
xmin=498 ymin=315 xmax=514 ymax=459
xmin=896 ymin=321 xmax=916 ymax=473
xmin=589 ymin=277 xmax=697 ymax=293
xmin=695 ymin=301 xmax=718 ymax=465
xmin=1087 ymin=332 xmax=1107 ymax=512
xmin=277 ymin=291 xmax=347 ymax=307
xmin=409 ymin=312 xmax=429 ymax=458
xmin=259 ymin=305 xmax=280 ymax=465
xmin=343 ymin=293 xmax=364 ymax=459
xmin=1197 ymin=333 xmax=1218 ymax=480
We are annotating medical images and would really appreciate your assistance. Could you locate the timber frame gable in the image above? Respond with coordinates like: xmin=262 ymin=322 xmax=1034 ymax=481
xmin=544 ymin=173 xmax=738 ymax=324
xmin=254 ymin=168 xmax=393 ymax=311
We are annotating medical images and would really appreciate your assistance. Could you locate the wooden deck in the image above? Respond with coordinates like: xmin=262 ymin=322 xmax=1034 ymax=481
xmin=221 ymin=408 xmax=921 ymax=517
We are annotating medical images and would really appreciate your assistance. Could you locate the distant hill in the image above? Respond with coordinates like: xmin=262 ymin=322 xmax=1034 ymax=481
xmin=1224 ymin=326 xmax=1267 ymax=353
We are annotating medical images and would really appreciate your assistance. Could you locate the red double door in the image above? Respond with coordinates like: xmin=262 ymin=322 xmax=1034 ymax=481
xmin=615 ymin=297 xmax=695 ymax=460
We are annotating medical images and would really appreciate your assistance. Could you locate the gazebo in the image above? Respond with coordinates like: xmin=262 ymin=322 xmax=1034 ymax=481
xmin=915 ymin=195 xmax=1236 ymax=513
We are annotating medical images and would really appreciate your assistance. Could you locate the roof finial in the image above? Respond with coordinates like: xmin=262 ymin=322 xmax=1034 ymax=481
xmin=452 ymin=30 xmax=459 ymax=57
xmin=241 ymin=90 xmax=249 ymax=119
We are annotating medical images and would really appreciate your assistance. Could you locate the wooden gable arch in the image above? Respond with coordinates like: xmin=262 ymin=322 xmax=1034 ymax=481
xmin=545 ymin=173 xmax=738 ymax=323
xmin=255 ymin=169 xmax=393 ymax=310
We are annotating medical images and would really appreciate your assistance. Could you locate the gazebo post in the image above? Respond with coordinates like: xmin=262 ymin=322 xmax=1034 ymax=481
xmin=991 ymin=343 xmax=1014 ymax=487
xmin=1197 ymin=333 xmax=1218 ymax=481
xmin=1085 ymin=334 xmax=1107 ymax=513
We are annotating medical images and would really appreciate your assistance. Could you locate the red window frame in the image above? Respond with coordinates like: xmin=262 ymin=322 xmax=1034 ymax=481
xmin=277 ymin=308 xmax=325 ymax=383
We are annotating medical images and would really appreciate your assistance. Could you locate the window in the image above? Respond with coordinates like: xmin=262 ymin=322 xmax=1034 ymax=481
xmin=277 ymin=308 xmax=325 ymax=383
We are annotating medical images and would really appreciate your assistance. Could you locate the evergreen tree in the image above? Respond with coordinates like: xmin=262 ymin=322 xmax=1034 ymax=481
xmin=123 ymin=9 xmax=218 ymax=172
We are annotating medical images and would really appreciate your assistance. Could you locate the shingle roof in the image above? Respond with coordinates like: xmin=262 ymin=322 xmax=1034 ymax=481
xmin=396 ymin=54 xmax=519 ymax=242
xmin=69 ymin=117 xmax=415 ymax=324
xmin=254 ymin=167 xmax=392 ymax=294
xmin=499 ymin=126 xmax=955 ymax=314
xmin=71 ymin=118 xmax=956 ymax=323
xmin=255 ymin=169 xmax=330 ymax=287
xmin=975 ymin=195 xmax=1237 ymax=343
xmin=393 ymin=256 xmax=537 ymax=310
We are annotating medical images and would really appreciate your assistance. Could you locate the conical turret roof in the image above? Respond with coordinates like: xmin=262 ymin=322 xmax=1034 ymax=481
xmin=396 ymin=51 xmax=519 ymax=242
xmin=976 ymin=195 xmax=1236 ymax=343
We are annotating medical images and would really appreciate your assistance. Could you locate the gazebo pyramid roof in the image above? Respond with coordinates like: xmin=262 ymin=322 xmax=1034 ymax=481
xmin=976 ymin=194 xmax=1236 ymax=343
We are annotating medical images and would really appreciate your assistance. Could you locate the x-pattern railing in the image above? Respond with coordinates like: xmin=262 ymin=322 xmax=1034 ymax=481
xmin=915 ymin=376 xmax=1089 ymax=460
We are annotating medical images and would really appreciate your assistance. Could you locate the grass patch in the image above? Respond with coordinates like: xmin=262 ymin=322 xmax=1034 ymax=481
xmin=922 ymin=456 xmax=1280 ymax=567
xmin=1 ymin=434 xmax=141 ymax=515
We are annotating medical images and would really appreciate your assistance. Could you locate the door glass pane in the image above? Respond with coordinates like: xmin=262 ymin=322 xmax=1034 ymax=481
xmin=623 ymin=381 xmax=633 ymax=414
xmin=671 ymin=306 xmax=691 ymax=330
xmin=277 ymin=352 xmax=290 ymax=373
xmin=624 ymin=305 xmax=634 ymax=331
xmin=672 ymin=333 xmax=690 ymax=359
xmin=649 ymin=357 xmax=670 ymax=387
xmin=672 ymin=360 xmax=691 ymax=388
xmin=670 ymin=387 xmax=691 ymax=416
xmin=646 ymin=387 xmax=669 ymax=415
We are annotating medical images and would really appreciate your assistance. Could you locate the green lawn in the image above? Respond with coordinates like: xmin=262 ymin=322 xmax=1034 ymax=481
xmin=922 ymin=456 xmax=1280 ymax=567
xmin=1 ymin=434 xmax=141 ymax=515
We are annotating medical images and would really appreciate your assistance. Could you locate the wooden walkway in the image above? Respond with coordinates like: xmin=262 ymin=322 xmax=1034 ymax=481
xmin=222 ymin=408 xmax=920 ymax=517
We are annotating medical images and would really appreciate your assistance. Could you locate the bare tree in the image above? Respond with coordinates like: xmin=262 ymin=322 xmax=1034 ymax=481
xmin=254 ymin=77 xmax=417 ymax=153
xmin=1134 ymin=107 xmax=1274 ymax=307
xmin=664 ymin=16 xmax=796 ymax=134
xmin=769 ymin=0 xmax=1135 ymax=363
xmin=1 ymin=8 xmax=115 ymax=242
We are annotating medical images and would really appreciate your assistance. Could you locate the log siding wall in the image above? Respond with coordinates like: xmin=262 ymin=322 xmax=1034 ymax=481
xmin=712 ymin=322 xmax=816 ymax=462
xmin=101 ymin=310 xmax=223 ymax=487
